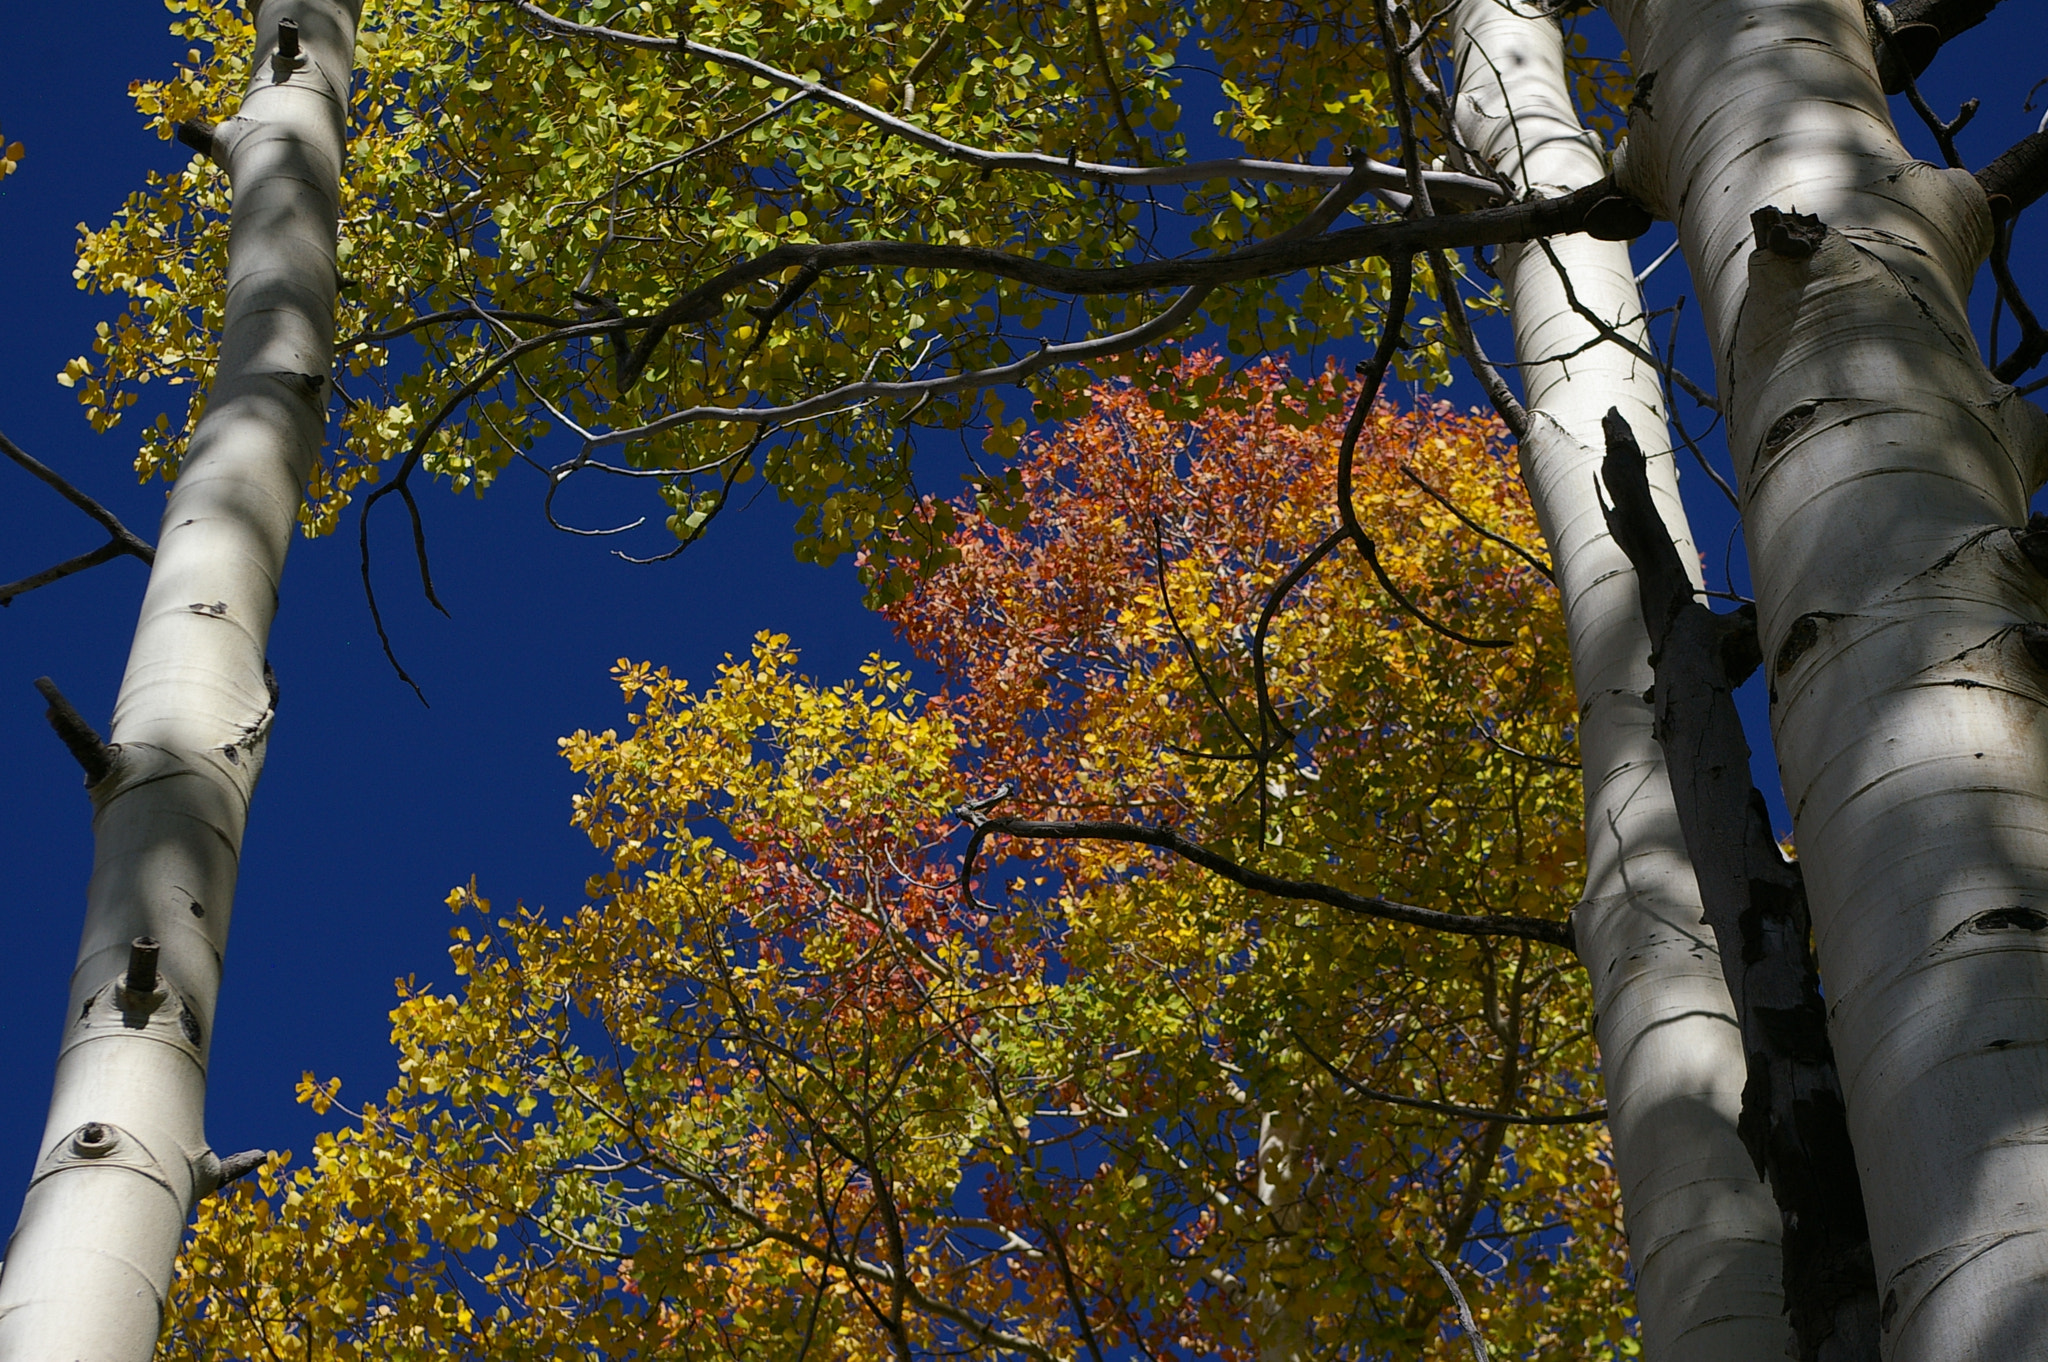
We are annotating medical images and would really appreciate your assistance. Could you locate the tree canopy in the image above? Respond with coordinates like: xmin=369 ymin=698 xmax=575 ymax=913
xmin=70 ymin=0 xmax=1627 ymax=593
xmin=164 ymin=362 xmax=1628 ymax=1359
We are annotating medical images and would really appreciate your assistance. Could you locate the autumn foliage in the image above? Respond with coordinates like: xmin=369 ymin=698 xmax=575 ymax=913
xmin=164 ymin=359 xmax=1634 ymax=1359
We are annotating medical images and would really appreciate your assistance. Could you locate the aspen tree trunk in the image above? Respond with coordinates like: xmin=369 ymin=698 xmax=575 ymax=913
xmin=1447 ymin=5 xmax=1791 ymax=1356
xmin=1251 ymin=1106 xmax=1308 ymax=1362
xmin=1605 ymin=1 xmax=2048 ymax=1356
xmin=0 ymin=4 xmax=358 ymax=1358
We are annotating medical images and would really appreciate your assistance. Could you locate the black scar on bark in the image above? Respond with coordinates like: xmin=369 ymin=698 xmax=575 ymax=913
xmin=1753 ymin=206 xmax=1828 ymax=259
xmin=1600 ymin=409 xmax=1880 ymax=1362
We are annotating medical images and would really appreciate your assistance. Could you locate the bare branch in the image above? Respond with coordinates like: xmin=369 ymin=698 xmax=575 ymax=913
xmin=1296 ymin=1033 xmax=1603 ymax=1125
xmin=33 ymin=677 xmax=115 ymax=787
xmin=0 ymin=431 xmax=156 ymax=606
xmin=1397 ymin=464 xmax=1552 ymax=581
xmin=612 ymin=176 xmax=1647 ymax=391
xmin=1874 ymin=0 xmax=2007 ymax=92
xmin=954 ymin=802 xmax=1574 ymax=947
xmin=1978 ymin=131 xmax=2048 ymax=224
xmin=1425 ymin=1256 xmax=1493 ymax=1362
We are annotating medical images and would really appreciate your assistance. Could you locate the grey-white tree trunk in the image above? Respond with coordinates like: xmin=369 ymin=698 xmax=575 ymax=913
xmin=0 ymin=4 xmax=358 ymax=1358
xmin=1605 ymin=0 xmax=2048 ymax=1355
xmin=1448 ymin=4 xmax=1791 ymax=1356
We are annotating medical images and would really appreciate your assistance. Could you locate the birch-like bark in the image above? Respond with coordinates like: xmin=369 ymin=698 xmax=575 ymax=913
xmin=0 ymin=5 xmax=358 ymax=1358
xmin=1251 ymin=1107 xmax=1308 ymax=1362
xmin=1447 ymin=5 xmax=1789 ymax=1356
xmin=1606 ymin=1 xmax=2048 ymax=1355
xmin=1602 ymin=410 xmax=1879 ymax=1361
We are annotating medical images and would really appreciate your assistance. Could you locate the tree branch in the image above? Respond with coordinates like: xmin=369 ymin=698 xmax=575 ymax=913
xmin=1874 ymin=0 xmax=2006 ymax=92
xmin=1977 ymin=130 xmax=2048 ymax=224
xmin=954 ymin=803 xmax=1574 ymax=947
xmin=613 ymin=176 xmax=1646 ymax=390
xmin=0 ymin=432 xmax=155 ymax=606
xmin=1295 ymin=1032 xmax=1604 ymax=1125
xmin=33 ymin=677 xmax=115 ymax=787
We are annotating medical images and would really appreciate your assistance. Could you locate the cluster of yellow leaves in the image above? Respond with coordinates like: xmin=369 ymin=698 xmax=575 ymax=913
xmin=67 ymin=0 xmax=1620 ymax=586
xmin=0 ymin=131 xmax=22 ymax=180
xmin=166 ymin=362 xmax=1638 ymax=1360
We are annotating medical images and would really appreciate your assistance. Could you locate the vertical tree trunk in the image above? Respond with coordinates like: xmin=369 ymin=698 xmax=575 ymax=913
xmin=1447 ymin=5 xmax=1790 ymax=1356
xmin=0 ymin=4 xmax=358 ymax=1358
xmin=1606 ymin=1 xmax=2048 ymax=1355
xmin=1602 ymin=411 xmax=1880 ymax=1361
xmin=1251 ymin=1106 xmax=1309 ymax=1362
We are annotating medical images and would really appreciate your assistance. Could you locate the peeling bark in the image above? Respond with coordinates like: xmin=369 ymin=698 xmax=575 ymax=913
xmin=1602 ymin=409 xmax=1880 ymax=1362
xmin=1448 ymin=4 xmax=1789 ymax=1356
xmin=0 ymin=5 xmax=359 ymax=1359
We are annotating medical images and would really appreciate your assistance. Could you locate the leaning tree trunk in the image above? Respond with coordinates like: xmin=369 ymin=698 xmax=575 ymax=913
xmin=1606 ymin=0 xmax=2048 ymax=1356
xmin=0 ymin=4 xmax=358 ymax=1358
xmin=1447 ymin=4 xmax=1790 ymax=1357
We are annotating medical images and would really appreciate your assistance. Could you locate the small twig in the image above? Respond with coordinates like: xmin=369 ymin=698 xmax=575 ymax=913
xmin=1398 ymin=464 xmax=1552 ymax=581
xmin=1988 ymin=216 xmax=2048 ymax=382
xmin=1248 ymin=526 xmax=1346 ymax=750
xmin=1430 ymin=248 xmax=1528 ymax=437
xmin=1532 ymin=237 xmax=1720 ymax=412
xmin=212 ymin=1149 xmax=272 ymax=1193
xmin=33 ymin=677 xmax=115 ymax=786
xmin=1146 ymin=516 xmax=1258 ymax=759
xmin=1334 ymin=262 xmax=1511 ymax=649
xmin=1658 ymin=296 xmax=1741 ymax=510
xmin=1079 ymin=0 xmax=1147 ymax=164
xmin=1868 ymin=0 xmax=1974 ymax=168
xmin=1471 ymin=714 xmax=1579 ymax=770
xmin=953 ymin=798 xmax=1573 ymax=947
xmin=1296 ymin=1032 xmax=1602 ymax=1126
xmin=0 ymin=431 xmax=156 ymax=606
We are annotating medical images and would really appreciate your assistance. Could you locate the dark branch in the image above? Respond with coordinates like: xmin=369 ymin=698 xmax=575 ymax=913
xmin=0 ymin=431 xmax=156 ymax=606
xmin=1977 ymin=130 xmax=2048 ymax=224
xmin=1296 ymin=1032 xmax=1605 ymax=1125
xmin=954 ymin=804 xmax=1573 ymax=947
xmin=34 ymin=677 xmax=114 ymax=787
xmin=1399 ymin=463 xmax=1553 ymax=581
xmin=1875 ymin=0 xmax=2006 ymax=91
xmin=615 ymin=177 xmax=1648 ymax=389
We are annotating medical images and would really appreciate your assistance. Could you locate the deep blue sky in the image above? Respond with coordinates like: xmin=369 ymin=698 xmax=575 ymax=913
xmin=1 ymin=0 xmax=2043 ymax=1258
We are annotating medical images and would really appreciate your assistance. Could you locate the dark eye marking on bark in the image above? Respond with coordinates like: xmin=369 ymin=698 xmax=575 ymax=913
xmin=186 ymin=601 xmax=228 ymax=616
xmin=1939 ymin=906 xmax=2048 ymax=946
xmin=2019 ymin=623 xmax=2048 ymax=669
xmin=1882 ymin=1287 xmax=1899 ymax=1332
xmin=1762 ymin=401 xmax=1821 ymax=456
xmin=179 ymin=1006 xmax=201 ymax=1048
xmin=2018 ymin=514 xmax=2048 ymax=577
xmin=1772 ymin=610 xmax=1844 ymax=681
xmin=1632 ymin=69 xmax=1656 ymax=117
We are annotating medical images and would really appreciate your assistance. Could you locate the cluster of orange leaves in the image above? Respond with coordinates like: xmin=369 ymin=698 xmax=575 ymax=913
xmin=164 ymin=358 xmax=1638 ymax=1360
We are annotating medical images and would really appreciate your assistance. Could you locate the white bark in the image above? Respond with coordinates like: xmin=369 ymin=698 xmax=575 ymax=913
xmin=0 ymin=4 xmax=358 ymax=1358
xmin=1606 ymin=1 xmax=2048 ymax=1356
xmin=1448 ymin=5 xmax=1790 ymax=1356
xmin=1252 ymin=1107 xmax=1309 ymax=1362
